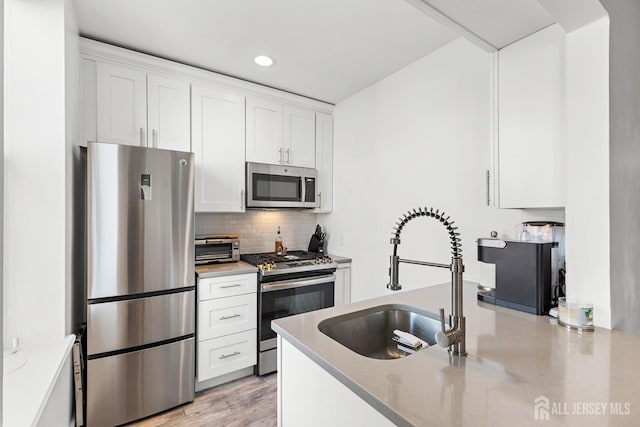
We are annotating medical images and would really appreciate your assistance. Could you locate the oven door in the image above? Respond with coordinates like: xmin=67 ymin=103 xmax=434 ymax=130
xmin=259 ymin=274 xmax=334 ymax=351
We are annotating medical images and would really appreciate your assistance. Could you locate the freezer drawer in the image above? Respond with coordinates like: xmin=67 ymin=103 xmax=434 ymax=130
xmin=88 ymin=290 xmax=195 ymax=356
xmin=87 ymin=338 xmax=195 ymax=427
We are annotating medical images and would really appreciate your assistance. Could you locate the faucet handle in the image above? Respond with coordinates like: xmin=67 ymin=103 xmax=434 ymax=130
xmin=439 ymin=308 xmax=446 ymax=332
xmin=435 ymin=307 xmax=450 ymax=348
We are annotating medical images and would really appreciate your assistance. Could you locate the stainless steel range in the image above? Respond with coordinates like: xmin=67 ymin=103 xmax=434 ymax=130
xmin=241 ymin=250 xmax=337 ymax=375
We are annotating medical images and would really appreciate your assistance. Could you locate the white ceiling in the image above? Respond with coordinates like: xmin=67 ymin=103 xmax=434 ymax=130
xmin=73 ymin=0 xmax=459 ymax=104
xmin=74 ymin=0 xmax=586 ymax=105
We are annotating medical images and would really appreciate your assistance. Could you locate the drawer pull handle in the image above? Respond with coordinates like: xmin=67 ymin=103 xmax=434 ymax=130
xmin=220 ymin=284 xmax=242 ymax=289
xmin=219 ymin=314 xmax=241 ymax=320
xmin=219 ymin=351 xmax=241 ymax=360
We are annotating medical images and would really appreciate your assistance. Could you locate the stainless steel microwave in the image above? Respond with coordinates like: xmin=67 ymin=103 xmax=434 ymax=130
xmin=246 ymin=162 xmax=317 ymax=209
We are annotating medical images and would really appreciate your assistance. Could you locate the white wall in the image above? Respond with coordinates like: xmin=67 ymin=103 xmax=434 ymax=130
xmin=565 ymin=17 xmax=611 ymax=328
xmin=3 ymin=0 xmax=78 ymax=349
xmin=325 ymin=38 xmax=564 ymax=303
xmin=65 ymin=0 xmax=81 ymax=335
xmin=599 ymin=0 xmax=640 ymax=334
xmin=1 ymin=0 xmax=4 ymax=416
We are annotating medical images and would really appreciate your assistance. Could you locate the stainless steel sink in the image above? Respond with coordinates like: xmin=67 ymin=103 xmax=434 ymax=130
xmin=318 ymin=304 xmax=445 ymax=359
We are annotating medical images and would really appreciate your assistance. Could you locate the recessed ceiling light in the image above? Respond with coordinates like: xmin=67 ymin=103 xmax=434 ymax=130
xmin=254 ymin=55 xmax=274 ymax=67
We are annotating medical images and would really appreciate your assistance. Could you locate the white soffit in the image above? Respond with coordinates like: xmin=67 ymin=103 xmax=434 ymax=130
xmin=537 ymin=0 xmax=608 ymax=33
xmin=419 ymin=0 xmax=556 ymax=48
xmin=73 ymin=0 xmax=459 ymax=104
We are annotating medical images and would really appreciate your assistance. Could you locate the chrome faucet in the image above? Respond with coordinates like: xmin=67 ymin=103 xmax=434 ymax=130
xmin=386 ymin=207 xmax=467 ymax=357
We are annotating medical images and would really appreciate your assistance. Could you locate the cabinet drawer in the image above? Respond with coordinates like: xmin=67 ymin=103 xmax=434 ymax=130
xmin=198 ymin=273 xmax=257 ymax=300
xmin=198 ymin=293 xmax=257 ymax=340
xmin=197 ymin=330 xmax=257 ymax=381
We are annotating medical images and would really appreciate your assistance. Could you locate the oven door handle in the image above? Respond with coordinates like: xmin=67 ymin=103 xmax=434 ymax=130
xmin=261 ymin=274 xmax=335 ymax=292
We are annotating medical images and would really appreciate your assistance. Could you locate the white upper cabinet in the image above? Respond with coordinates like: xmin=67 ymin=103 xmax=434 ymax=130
xmin=246 ymin=97 xmax=283 ymax=165
xmin=97 ymin=62 xmax=146 ymax=146
xmin=82 ymin=40 xmax=334 ymax=213
xmin=192 ymin=85 xmax=246 ymax=212
xmin=147 ymin=75 xmax=191 ymax=152
xmin=246 ymin=97 xmax=316 ymax=168
xmin=497 ymin=24 xmax=566 ymax=208
xmin=284 ymin=106 xmax=316 ymax=168
xmin=315 ymin=112 xmax=333 ymax=213
xmin=96 ymin=62 xmax=191 ymax=151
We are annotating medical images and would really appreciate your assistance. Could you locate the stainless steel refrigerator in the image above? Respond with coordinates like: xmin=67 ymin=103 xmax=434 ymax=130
xmin=86 ymin=141 xmax=195 ymax=427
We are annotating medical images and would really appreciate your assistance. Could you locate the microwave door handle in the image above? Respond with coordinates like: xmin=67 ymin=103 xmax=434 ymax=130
xmin=261 ymin=274 xmax=335 ymax=292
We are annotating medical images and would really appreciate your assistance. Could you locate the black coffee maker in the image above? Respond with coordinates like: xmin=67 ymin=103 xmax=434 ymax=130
xmin=478 ymin=238 xmax=554 ymax=315
xmin=308 ymin=224 xmax=326 ymax=254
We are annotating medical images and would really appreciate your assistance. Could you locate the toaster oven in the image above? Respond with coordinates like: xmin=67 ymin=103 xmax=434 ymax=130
xmin=195 ymin=234 xmax=240 ymax=264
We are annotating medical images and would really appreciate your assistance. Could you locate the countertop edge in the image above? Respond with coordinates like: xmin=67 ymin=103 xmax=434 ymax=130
xmin=330 ymin=255 xmax=352 ymax=264
xmin=3 ymin=334 xmax=76 ymax=427
xmin=272 ymin=323 xmax=412 ymax=427
xmin=195 ymin=261 xmax=258 ymax=278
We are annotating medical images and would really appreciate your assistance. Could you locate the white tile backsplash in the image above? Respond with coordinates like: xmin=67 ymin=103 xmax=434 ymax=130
xmin=196 ymin=211 xmax=319 ymax=254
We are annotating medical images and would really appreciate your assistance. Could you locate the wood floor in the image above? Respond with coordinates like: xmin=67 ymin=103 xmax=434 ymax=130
xmin=130 ymin=373 xmax=277 ymax=427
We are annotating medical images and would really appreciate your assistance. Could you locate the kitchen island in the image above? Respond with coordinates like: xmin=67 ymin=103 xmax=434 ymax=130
xmin=272 ymin=282 xmax=640 ymax=426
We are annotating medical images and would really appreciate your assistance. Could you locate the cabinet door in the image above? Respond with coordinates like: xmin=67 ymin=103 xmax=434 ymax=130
xmin=97 ymin=62 xmax=147 ymax=146
xmin=314 ymin=112 xmax=333 ymax=212
xmin=498 ymin=24 xmax=565 ymax=208
xmin=147 ymin=74 xmax=191 ymax=152
xmin=192 ymin=85 xmax=246 ymax=212
xmin=246 ymin=97 xmax=283 ymax=165
xmin=284 ymin=106 xmax=316 ymax=168
xmin=335 ymin=263 xmax=351 ymax=306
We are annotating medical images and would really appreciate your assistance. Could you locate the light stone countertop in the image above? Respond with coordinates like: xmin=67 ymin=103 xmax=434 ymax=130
xmin=328 ymin=254 xmax=351 ymax=264
xmin=272 ymin=282 xmax=640 ymax=426
xmin=195 ymin=261 xmax=257 ymax=278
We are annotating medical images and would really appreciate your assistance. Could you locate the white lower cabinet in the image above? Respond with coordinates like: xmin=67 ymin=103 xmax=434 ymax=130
xmin=334 ymin=263 xmax=352 ymax=306
xmin=198 ymin=329 xmax=257 ymax=381
xmin=198 ymin=272 xmax=256 ymax=300
xmin=197 ymin=272 xmax=257 ymax=384
xmin=198 ymin=293 xmax=257 ymax=341
xmin=278 ymin=337 xmax=393 ymax=426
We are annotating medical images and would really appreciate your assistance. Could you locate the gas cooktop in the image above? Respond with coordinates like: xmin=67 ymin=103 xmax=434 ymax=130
xmin=241 ymin=250 xmax=336 ymax=276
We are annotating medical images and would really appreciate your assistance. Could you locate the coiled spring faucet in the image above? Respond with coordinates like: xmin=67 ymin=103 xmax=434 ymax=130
xmin=386 ymin=207 xmax=466 ymax=357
